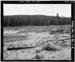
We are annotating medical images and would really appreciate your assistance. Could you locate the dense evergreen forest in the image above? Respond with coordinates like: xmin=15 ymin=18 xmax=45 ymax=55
xmin=3 ymin=15 xmax=71 ymax=27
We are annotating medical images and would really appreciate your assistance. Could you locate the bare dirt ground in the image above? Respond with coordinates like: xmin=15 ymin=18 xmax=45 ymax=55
xmin=3 ymin=25 xmax=71 ymax=60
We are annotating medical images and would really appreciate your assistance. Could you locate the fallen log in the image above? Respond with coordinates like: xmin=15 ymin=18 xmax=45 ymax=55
xmin=7 ymin=47 xmax=35 ymax=51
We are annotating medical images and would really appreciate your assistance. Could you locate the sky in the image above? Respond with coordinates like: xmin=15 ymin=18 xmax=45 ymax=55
xmin=4 ymin=4 xmax=71 ymax=17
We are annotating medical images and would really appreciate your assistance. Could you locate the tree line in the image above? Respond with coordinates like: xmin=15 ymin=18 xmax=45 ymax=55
xmin=3 ymin=15 xmax=71 ymax=27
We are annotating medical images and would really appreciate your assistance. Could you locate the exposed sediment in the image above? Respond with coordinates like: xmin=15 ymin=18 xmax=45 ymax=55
xmin=3 ymin=31 xmax=71 ymax=60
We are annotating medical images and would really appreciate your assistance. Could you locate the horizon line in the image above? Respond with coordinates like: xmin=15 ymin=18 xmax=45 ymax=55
xmin=3 ymin=14 xmax=71 ymax=18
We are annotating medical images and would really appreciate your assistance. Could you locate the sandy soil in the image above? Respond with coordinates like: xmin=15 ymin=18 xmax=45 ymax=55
xmin=3 ymin=28 xmax=71 ymax=60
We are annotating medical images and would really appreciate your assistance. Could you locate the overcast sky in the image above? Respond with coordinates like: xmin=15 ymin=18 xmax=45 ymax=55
xmin=4 ymin=4 xmax=71 ymax=17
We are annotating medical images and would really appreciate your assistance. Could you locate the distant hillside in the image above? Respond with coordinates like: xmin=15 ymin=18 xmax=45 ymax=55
xmin=4 ymin=15 xmax=71 ymax=27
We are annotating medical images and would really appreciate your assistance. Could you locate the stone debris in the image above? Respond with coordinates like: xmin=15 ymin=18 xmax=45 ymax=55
xmin=3 ymin=31 xmax=71 ymax=60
